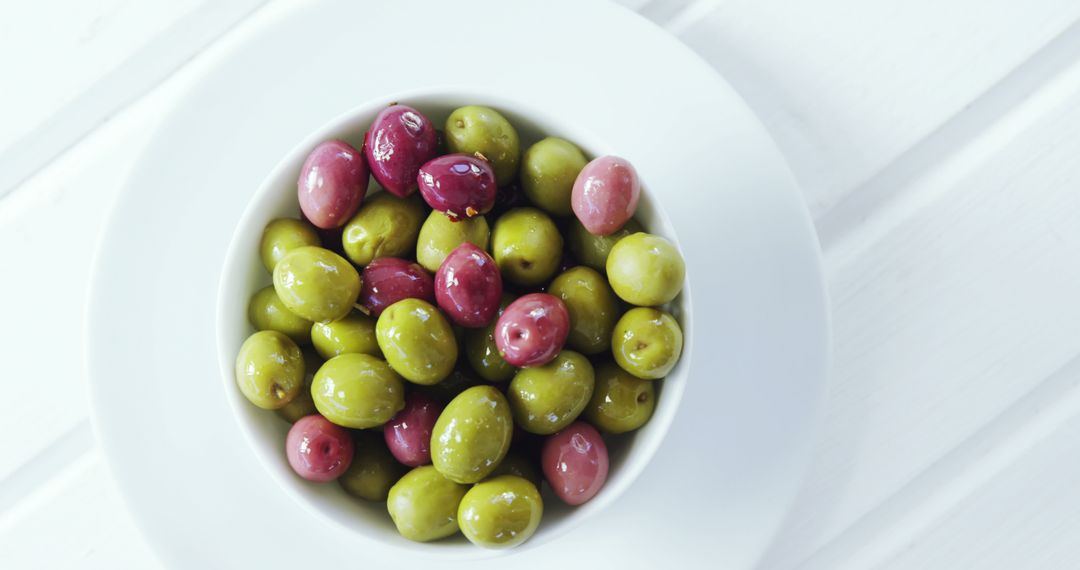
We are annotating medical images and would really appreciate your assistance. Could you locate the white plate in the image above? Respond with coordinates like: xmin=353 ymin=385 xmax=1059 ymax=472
xmin=87 ymin=1 xmax=830 ymax=567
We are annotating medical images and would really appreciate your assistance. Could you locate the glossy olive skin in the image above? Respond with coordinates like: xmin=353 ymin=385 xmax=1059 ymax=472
xmin=272 ymin=246 xmax=361 ymax=323
xmin=571 ymin=155 xmax=641 ymax=236
xmin=487 ymin=452 xmax=542 ymax=488
xmin=508 ymin=351 xmax=595 ymax=435
xmin=387 ymin=465 xmax=469 ymax=542
xmin=375 ymin=299 xmax=457 ymax=385
xmin=494 ymin=293 xmax=570 ymax=368
xmin=310 ymin=312 xmax=379 ymax=360
xmin=435 ymin=243 xmax=502 ymax=328
xmin=364 ymin=104 xmax=439 ymax=197
xmin=445 ymin=105 xmax=520 ymax=186
xmin=585 ymin=361 xmax=656 ymax=433
xmin=384 ymin=392 xmax=443 ymax=467
xmin=417 ymin=154 xmax=496 ymax=219
xmin=340 ymin=431 xmax=405 ymax=501
xmin=491 ymin=208 xmax=563 ymax=286
xmin=566 ymin=217 xmax=643 ymax=272
xmin=358 ymin=257 xmax=435 ymax=317
xmin=548 ymin=266 xmax=620 ymax=354
xmin=234 ymin=330 xmax=305 ymax=409
xmin=431 ymin=386 xmax=513 ymax=484
xmin=285 ymin=415 xmax=354 ymax=482
xmin=297 ymin=140 xmax=369 ymax=229
xmin=311 ymin=353 xmax=405 ymax=428
xmin=259 ymin=218 xmax=321 ymax=272
xmin=247 ymin=286 xmax=313 ymax=346
xmin=415 ymin=210 xmax=490 ymax=273
xmin=341 ymin=192 xmax=427 ymax=266
xmin=612 ymin=308 xmax=683 ymax=380
xmin=606 ymin=232 xmax=685 ymax=306
xmin=521 ymin=137 xmax=587 ymax=216
xmin=542 ymin=421 xmax=609 ymax=506
xmin=275 ymin=349 xmax=320 ymax=423
xmin=464 ymin=295 xmax=516 ymax=382
xmin=458 ymin=475 xmax=543 ymax=549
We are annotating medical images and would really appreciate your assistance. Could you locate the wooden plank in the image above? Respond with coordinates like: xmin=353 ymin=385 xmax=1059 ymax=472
xmin=674 ymin=0 xmax=1080 ymax=217
xmin=0 ymin=0 xmax=267 ymax=196
xmin=760 ymin=58 xmax=1080 ymax=568
xmin=0 ymin=56 xmax=180 ymax=482
xmin=875 ymin=392 xmax=1080 ymax=569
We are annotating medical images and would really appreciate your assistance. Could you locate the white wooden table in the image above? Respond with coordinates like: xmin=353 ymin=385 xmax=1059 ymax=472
xmin=4 ymin=1 xmax=1080 ymax=567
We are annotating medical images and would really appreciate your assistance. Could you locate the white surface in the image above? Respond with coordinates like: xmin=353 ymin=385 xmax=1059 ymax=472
xmin=3 ymin=0 xmax=1080 ymax=568
xmin=86 ymin=2 xmax=826 ymax=566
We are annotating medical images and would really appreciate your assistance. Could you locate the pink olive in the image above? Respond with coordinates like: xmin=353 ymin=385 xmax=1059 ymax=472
xmin=417 ymin=154 xmax=496 ymax=219
xmin=494 ymin=293 xmax=569 ymax=367
xmin=435 ymin=243 xmax=503 ymax=328
xmin=571 ymin=155 xmax=640 ymax=236
xmin=298 ymin=140 xmax=369 ymax=229
xmin=364 ymin=105 xmax=439 ymax=197
xmin=286 ymin=415 xmax=355 ymax=482
xmin=383 ymin=392 xmax=443 ymax=466
xmin=542 ymin=421 xmax=609 ymax=505
xmin=359 ymin=257 xmax=435 ymax=317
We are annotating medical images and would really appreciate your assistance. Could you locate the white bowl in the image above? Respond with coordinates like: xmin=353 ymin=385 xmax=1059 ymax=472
xmin=216 ymin=88 xmax=692 ymax=557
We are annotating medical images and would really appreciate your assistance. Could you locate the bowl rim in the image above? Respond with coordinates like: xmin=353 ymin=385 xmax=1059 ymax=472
xmin=216 ymin=86 xmax=693 ymax=557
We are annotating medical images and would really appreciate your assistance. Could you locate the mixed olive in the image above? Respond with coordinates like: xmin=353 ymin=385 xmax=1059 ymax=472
xmin=235 ymin=103 xmax=686 ymax=549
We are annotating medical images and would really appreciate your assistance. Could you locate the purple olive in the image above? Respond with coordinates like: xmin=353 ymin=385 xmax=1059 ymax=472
xmin=298 ymin=140 xmax=369 ymax=229
xmin=359 ymin=257 xmax=435 ymax=317
xmin=364 ymin=105 xmax=439 ymax=198
xmin=571 ymin=155 xmax=640 ymax=236
xmin=435 ymin=243 xmax=503 ymax=328
xmin=494 ymin=293 xmax=569 ymax=367
xmin=541 ymin=421 xmax=608 ymax=505
xmin=286 ymin=415 xmax=354 ymax=482
xmin=417 ymin=154 xmax=496 ymax=219
xmin=383 ymin=392 xmax=443 ymax=467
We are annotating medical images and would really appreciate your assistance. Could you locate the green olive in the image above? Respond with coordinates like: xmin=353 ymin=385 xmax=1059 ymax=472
xmin=275 ymin=349 xmax=321 ymax=423
xmin=508 ymin=351 xmax=594 ymax=435
xmin=566 ymin=217 xmax=643 ymax=272
xmin=491 ymin=208 xmax=562 ymax=286
xmin=247 ymin=285 xmax=313 ymax=346
xmin=606 ymin=232 xmax=685 ymax=306
xmin=548 ymin=266 xmax=619 ymax=354
xmin=310 ymin=312 xmax=379 ymax=359
xmin=612 ymin=307 xmax=683 ymax=380
xmin=234 ymin=330 xmax=304 ymax=409
xmin=375 ymin=299 xmax=457 ymax=385
xmin=464 ymin=294 xmax=516 ymax=382
xmin=311 ymin=353 xmax=405 ymax=428
xmin=259 ymin=218 xmax=321 ymax=272
xmin=431 ymin=386 xmax=513 ymax=484
xmin=521 ymin=137 xmax=587 ymax=216
xmin=387 ymin=465 xmax=469 ymax=542
xmin=415 ymin=210 xmax=490 ymax=273
xmin=342 ymin=192 xmax=427 ymax=266
xmin=339 ymin=431 xmax=405 ymax=501
xmin=585 ymin=361 xmax=656 ymax=433
xmin=272 ymin=246 xmax=361 ymax=323
xmin=458 ymin=475 xmax=543 ymax=549
xmin=445 ymin=105 xmax=520 ymax=186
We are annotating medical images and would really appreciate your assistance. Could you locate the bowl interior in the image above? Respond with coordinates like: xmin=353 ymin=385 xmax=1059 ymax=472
xmin=216 ymin=89 xmax=692 ymax=557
